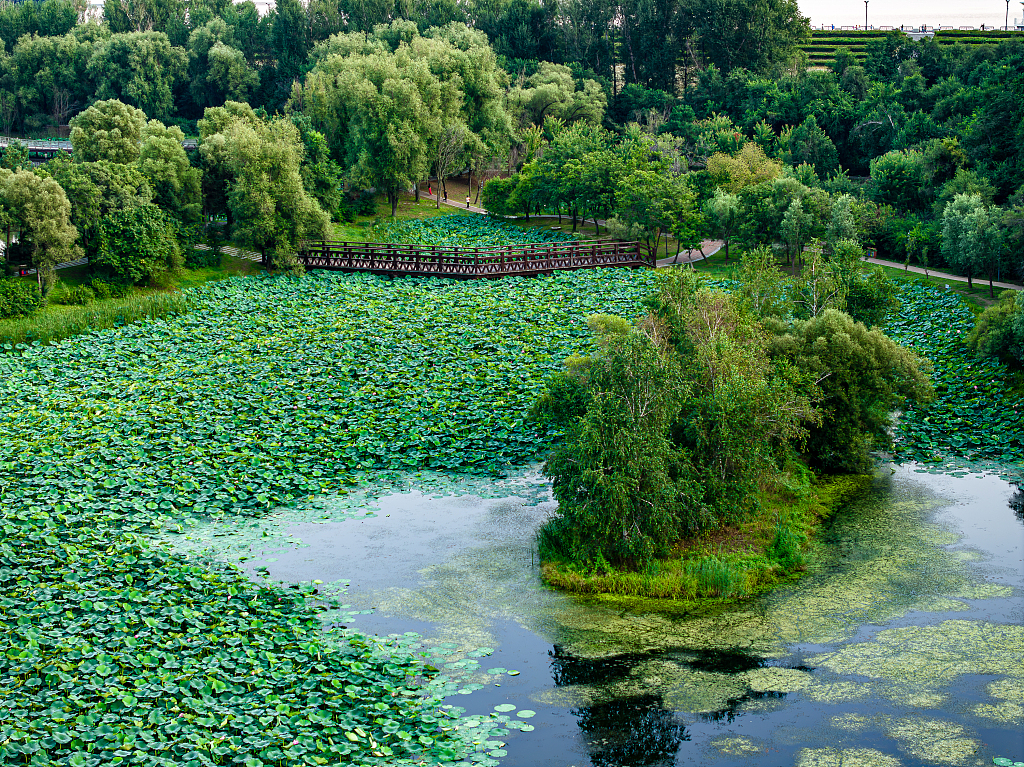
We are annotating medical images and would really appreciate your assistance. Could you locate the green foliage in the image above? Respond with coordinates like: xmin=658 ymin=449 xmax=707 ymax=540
xmin=302 ymin=24 xmax=512 ymax=216
xmin=89 ymin=277 xmax=132 ymax=299
xmin=291 ymin=113 xmax=346 ymax=220
xmin=138 ymin=120 xmax=203 ymax=226
xmin=0 ymin=167 xmax=81 ymax=291
xmin=770 ymin=308 xmax=934 ymax=472
xmin=507 ymin=61 xmax=607 ymax=129
xmin=845 ymin=265 xmax=900 ymax=328
xmin=868 ymin=149 xmax=930 ymax=213
xmin=736 ymin=245 xmax=791 ymax=317
xmin=87 ymin=32 xmax=188 ymax=120
xmin=203 ymin=109 xmax=330 ymax=270
xmin=70 ymin=99 xmax=148 ymax=164
xmin=0 ymin=139 xmax=30 ymax=170
xmin=94 ymin=204 xmax=182 ymax=285
xmin=0 ymin=278 xmax=42 ymax=318
xmin=941 ymin=192 xmax=1003 ymax=291
xmin=184 ymin=244 xmax=222 ymax=269
xmin=704 ymin=190 xmax=741 ymax=260
xmin=781 ymin=115 xmax=839 ymax=178
xmin=537 ymin=272 xmax=817 ymax=569
xmin=537 ymin=328 xmax=692 ymax=567
xmin=48 ymin=282 xmax=96 ymax=305
xmin=968 ymin=290 xmax=1024 ymax=369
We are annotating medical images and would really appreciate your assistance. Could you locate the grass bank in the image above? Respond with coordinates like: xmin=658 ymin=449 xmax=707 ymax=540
xmin=540 ymin=467 xmax=873 ymax=602
xmin=0 ymin=254 xmax=260 ymax=347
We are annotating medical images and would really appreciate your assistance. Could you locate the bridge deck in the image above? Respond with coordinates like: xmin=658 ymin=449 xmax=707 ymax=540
xmin=296 ymin=239 xmax=654 ymax=277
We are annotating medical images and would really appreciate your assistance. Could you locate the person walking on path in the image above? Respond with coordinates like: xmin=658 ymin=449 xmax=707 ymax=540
xmin=466 ymin=195 xmax=470 ymax=208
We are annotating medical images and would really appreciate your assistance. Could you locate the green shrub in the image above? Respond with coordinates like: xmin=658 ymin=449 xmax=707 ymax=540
xmin=0 ymin=279 xmax=43 ymax=319
xmin=89 ymin=278 xmax=132 ymax=299
xmin=48 ymin=283 xmax=96 ymax=306
xmin=184 ymin=247 xmax=222 ymax=269
xmin=768 ymin=520 xmax=806 ymax=570
xmin=969 ymin=291 xmax=1024 ymax=368
xmin=94 ymin=203 xmax=182 ymax=285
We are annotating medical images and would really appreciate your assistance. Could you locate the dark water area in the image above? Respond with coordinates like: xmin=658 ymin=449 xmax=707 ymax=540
xmin=170 ymin=465 xmax=1024 ymax=767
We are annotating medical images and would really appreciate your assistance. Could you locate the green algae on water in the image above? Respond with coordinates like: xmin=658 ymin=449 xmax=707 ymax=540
xmin=795 ymin=748 xmax=904 ymax=767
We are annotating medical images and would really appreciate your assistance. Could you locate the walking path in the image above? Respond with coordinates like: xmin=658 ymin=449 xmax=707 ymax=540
xmin=865 ymin=255 xmax=1022 ymax=291
xmin=194 ymin=243 xmax=262 ymax=262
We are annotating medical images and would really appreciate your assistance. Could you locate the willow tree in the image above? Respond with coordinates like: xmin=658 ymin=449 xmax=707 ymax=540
xmin=198 ymin=104 xmax=330 ymax=271
xmin=299 ymin=23 xmax=511 ymax=216
xmin=0 ymin=168 xmax=81 ymax=292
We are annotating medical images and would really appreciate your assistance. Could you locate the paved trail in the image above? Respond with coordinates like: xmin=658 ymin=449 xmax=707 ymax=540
xmin=864 ymin=256 xmax=1022 ymax=291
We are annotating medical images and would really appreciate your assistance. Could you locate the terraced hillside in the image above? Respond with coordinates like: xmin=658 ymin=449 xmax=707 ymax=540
xmin=800 ymin=28 xmax=1023 ymax=67
xmin=800 ymin=29 xmax=891 ymax=67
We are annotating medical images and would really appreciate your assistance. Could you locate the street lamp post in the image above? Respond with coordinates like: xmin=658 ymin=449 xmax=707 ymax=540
xmin=864 ymin=0 xmax=869 ymax=29
xmin=1007 ymin=0 xmax=1011 ymax=30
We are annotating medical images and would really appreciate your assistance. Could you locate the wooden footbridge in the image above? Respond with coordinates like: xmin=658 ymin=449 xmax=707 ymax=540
xmin=296 ymin=239 xmax=655 ymax=277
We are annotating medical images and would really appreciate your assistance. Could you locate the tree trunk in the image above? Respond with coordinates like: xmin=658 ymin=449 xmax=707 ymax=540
xmin=989 ymin=275 xmax=994 ymax=299
xmin=389 ymin=189 xmax=399 ymax=217
xmin=724 ymin=238 xmax=729 ymax=262
xmin=571 ymin=206 xmax=577 ymax=233
xmin=414 ymin=182 xmax=419 ymax=203
xmin=967 ymin=267 xmax=972 ymax=289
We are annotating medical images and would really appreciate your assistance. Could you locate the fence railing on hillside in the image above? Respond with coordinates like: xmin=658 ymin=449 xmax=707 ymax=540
xmin=295 ymin=239 xmax=655 ymax=278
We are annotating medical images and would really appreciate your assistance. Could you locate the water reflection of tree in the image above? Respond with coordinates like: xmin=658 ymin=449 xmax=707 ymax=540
xmin=1010 ymin=484 xmax=1024 ymax=522
xmin=550 ymin=646 xmax=691 ymax=766
xmin=574 ymin=696 xmax=689 ymax=767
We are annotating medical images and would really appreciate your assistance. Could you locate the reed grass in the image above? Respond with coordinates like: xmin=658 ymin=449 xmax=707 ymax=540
xmin=0 ymin=291 xmax=193 ymax=348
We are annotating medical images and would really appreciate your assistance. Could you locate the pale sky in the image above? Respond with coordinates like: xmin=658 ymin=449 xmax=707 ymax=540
xmin=799 ymin=0 xmax=1024 ymax=29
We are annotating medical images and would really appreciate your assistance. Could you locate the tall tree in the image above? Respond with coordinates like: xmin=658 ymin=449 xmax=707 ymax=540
xmin=87 ymin=32 xmax=187 ymax=120
xmin=704 ymin=189 xmax=741 ymax=261
xmin=0 ymin=168 xmax=81 ymax=292
xmin=138 ymin=119 xmax=203 ymax=225
xmin=204 ymin=112 xmax=330 ymax=269
xmin=941 ymin=192 xmax=1003 ymax=296
xmin=685 ymin=0 xmax=810 ymax=74
xmin=69 ymin=99 xmax=148 ymax=164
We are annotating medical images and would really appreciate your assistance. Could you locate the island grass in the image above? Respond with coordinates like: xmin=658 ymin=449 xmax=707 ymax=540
xmin=540 ymin=468 xmax=874 ymax=601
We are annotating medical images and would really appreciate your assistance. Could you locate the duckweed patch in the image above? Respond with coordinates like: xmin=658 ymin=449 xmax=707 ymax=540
xmin=795 ymin=748 xmax=904 ymax=767
xmin=810 ymin=621 xmax=1024 ymax=686
xmin=884 ymin=717 xmax=981 ymax=765
xmin=711 ymin=735 xmax=763 ymax=755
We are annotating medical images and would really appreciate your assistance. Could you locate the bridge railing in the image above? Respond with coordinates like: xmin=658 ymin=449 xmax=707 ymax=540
xmin=296 ymin=239 xmax=655 ymax=277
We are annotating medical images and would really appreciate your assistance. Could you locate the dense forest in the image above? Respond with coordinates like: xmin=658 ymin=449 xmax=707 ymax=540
xmin=0 ymin=0 xmax=1022 ymax=357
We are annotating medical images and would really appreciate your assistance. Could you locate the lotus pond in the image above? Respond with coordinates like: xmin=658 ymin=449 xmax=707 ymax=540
xmin=0 ymin=254 xmax=1022 ymax=766
xmin=369 ymin=215 xmax=580 ymax=249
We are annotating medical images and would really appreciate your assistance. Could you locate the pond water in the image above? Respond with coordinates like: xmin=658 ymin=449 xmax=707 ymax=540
xmin=170 ymin=464 xmax=1024 ymax=767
